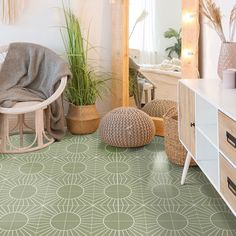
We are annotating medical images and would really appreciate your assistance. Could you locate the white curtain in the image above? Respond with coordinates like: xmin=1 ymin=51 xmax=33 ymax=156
xmin=0 ymin=0 xmax=24 ymax=24
xmin=129 ymin=0 xmax=158 ymax=64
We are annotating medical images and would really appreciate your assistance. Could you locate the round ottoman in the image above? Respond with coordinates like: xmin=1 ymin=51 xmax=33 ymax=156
xmin=142 ymin=99 xmax=176 ymax=136
xmin=99 ymin=107 xmax=155 ymax=148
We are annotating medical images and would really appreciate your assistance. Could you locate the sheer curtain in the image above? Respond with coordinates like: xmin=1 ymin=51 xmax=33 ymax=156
xmin=129 ymin=0 xmax=158 ymax=64
xmin=0 ymin=0 xmax=24 ymax=24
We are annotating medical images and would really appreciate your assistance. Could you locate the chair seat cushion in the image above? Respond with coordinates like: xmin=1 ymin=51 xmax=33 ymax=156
xmin=99 ymin=107 xmax=155 ymax=148
xmin=12 ymin=101 xmax=42 ymax=108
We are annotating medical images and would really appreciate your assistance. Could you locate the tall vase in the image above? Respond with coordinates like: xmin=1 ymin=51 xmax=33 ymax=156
xmin=218 ymin=42 xmax=236 ymax=79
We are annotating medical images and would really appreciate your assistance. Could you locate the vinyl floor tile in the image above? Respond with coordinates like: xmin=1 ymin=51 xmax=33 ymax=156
xmin=0 ymin=134 xmax=235 ymax=236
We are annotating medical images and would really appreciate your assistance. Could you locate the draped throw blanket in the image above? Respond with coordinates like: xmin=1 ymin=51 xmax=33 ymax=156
xmin=0 ymin=42 xmax=71 ymax=140
xmin=0 ymin=0 xmax=24 ymax=24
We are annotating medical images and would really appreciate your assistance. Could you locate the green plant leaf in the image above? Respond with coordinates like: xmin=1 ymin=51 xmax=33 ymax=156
xmin=164 ymin=28 xmax=179 ymax=38
xmin=164 ymin=27 xmax=182 ymax=59
xmin=61 ymin=3 xmax=110 ymax=106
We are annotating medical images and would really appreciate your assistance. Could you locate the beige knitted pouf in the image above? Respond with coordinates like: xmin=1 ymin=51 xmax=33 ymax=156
xmin=142 ymin=99 xmax=176 ymax=117
xmin=142 ymin=99 xmax=177 ymax=136
xmin=99 ymin=107 xmax=155 ymax=148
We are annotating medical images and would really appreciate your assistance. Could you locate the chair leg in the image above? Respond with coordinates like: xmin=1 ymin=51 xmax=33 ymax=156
xmin=181 ymin=152 xmax=192 ymax=185
xmin=153 ymin=87 xmax=157 ymax=100
xmin=0 ymin=109 xmax=54 ymax=153
xmin=18 ymin=114 xmax=24 ymax=147
xmin=35 ymin=109 xmax=44 ymax=147
xmin=144 ymin=90 xmax=148 ymax=104
xmin=148 ymin=89 xmax=152 ymax=103
xmin=0 ymin=114 xmax=8 ymax=153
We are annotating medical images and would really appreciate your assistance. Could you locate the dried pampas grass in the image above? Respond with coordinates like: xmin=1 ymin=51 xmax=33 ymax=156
xmin=200 ymin=0 xmax=236 ymax=42
xmin=200 ymin=0 xmax=226 ymax=42
xmin=229 ymin=5 xmax=236 ymax=41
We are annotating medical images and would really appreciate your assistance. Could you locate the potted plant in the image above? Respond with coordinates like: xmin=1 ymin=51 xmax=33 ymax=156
xmin=164 ymin=28 xmax=182 ymax=59
xmin=200 ymin=0 xmax=236 ymax=79
xmin=61 ymin=7 xmax=108 ymax=134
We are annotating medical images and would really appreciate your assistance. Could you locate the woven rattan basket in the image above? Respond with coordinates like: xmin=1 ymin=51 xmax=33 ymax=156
xmin=142 ymin=99 xmax=176 ymax=136
xmin=163 ymin=107 xmax=196 ymax=166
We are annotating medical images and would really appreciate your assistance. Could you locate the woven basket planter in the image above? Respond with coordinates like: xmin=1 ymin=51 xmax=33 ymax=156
xmin=99 ymin=107 xmax=155 ymax=148
xmin=66 ymin=104 xmax=100 ymax=134
xmin=142 ymin=99 xmax=176 ymax=136
xmin=163 ymin=107 xmax=196 ymax=166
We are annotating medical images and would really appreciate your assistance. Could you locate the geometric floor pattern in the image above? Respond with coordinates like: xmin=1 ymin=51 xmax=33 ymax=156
xmin=0 ymin=132 xmax=235 ymax=236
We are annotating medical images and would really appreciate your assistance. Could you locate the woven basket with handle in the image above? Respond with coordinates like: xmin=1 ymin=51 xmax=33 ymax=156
xmin=163 ymin=106 xmax=196 ymax=166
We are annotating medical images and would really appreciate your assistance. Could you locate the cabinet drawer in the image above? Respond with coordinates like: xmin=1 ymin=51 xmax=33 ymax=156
xmin=220 ymin=155 xmax=236 ymax=213
xmin=219 ymin=112 xmax=236 ymax=166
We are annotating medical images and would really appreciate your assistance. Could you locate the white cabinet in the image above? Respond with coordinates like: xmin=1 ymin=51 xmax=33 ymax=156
xmin=196 ymin=94 xmax=218 ymax=147
xmin=179 ymin=79 xmax=236 ymax=216
xmin=178 ymin=82 xmax=195 ymax=156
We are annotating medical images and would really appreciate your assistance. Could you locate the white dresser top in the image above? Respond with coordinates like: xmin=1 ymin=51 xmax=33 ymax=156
xmin=180 ymin=79 xmax=236 ymax=121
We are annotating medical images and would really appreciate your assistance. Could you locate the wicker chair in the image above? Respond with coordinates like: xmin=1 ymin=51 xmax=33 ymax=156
xmin=129 ymin=57 xmax=157 ymax=108
xmin=0 ymin=45 xmax=67 ymax=153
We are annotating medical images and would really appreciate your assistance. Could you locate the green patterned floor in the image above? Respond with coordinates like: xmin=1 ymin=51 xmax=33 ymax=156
xmin=0 ymin=133 xmax=235 ymax=236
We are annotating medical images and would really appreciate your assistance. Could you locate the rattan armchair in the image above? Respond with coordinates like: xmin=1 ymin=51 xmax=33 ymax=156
xmin=0 ymin=45 xmax=67 ymax=153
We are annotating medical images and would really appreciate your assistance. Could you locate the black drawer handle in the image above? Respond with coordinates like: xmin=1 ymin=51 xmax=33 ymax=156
xmin=227 ymin=177 xmax=236 ymax=196
xmin=226 ymin=131 xmax=236 ymax=148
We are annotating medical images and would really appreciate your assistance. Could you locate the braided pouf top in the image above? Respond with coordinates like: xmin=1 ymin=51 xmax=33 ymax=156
xmin=142 ymin=99 xmax=177 ymax=117
xmin=99 ymin=107 xmax=155 ymax=148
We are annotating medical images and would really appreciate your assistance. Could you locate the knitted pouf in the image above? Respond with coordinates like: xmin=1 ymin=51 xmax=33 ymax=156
xmin=99 ymin=107 xmax=155 ymax=148
xmin=142 ymin=99 xmax=177 ymax=117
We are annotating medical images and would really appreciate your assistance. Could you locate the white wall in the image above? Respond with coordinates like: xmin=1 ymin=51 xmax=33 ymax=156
xmin=201 ymin=0 xmax=236 ymax=79
xmin=0 ymin=0 xmax=112 ymax=114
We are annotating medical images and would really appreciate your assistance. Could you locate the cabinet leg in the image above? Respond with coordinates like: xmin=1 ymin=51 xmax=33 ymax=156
xmin=181 ymin=152 xmax=192 ymax=185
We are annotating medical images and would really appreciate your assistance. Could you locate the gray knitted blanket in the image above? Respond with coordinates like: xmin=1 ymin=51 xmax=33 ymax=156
xmin=0 ymin=42 xmax=71 ymax=140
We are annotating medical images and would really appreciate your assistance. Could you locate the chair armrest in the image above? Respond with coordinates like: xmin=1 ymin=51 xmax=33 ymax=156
xmin=0 ymin=76 xmax=68 ymax=114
